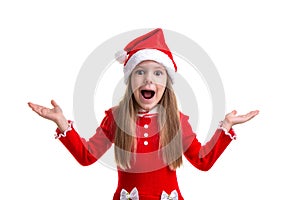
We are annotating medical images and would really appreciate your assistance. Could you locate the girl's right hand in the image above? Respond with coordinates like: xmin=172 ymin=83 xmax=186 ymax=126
xmin=28 ymin=100 xmax=69 ymax=131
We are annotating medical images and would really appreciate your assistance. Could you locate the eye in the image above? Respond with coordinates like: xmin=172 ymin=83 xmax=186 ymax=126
xmin=135 ymin=69 xmax=145 ymax=75
xmin=154 ymin=70 xmax=163 ymax=76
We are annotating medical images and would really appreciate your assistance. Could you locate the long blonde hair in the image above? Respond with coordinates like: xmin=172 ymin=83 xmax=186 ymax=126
xmin=114 ymin=76 xmax=183 ymax=170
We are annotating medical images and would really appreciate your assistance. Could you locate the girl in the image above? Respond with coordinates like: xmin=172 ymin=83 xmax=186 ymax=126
xmin=28 ymin=28 xmax=259 ymax=200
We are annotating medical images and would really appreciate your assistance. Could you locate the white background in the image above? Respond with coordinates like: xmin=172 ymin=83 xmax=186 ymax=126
xmin=1 ymin=0 xmax=299 ymax=199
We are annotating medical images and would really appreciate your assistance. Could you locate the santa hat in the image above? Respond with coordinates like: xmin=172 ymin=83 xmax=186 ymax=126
xmin=115 ymin=28 xmax=177 ymax=84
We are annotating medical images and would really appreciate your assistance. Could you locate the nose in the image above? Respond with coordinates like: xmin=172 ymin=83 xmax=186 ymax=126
xmin=144 ymin=73 xmax=153 ymax=84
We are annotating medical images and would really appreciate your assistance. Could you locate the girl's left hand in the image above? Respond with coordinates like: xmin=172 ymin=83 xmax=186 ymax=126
xmin=222 ymin=110 xmax=259 ymax=131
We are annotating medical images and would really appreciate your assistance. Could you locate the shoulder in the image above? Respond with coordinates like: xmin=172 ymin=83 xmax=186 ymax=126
xmin=103 ymin=106 xmax=119 ymax=120
xmin=179 ymin=111 xmax=190 ymax=122
xmin=179 ymin=111 xmax=193 ymax=132
xmin=179 ymin=111 xmax=197 ymax=146
xmin=179 ymin=111 xmax=195 ymax=133
xmin=97 ymin=106 xmax=119 ymax=142
xmin=100 ymin=106 xmax=120 ymax=130
xmin=104 ymin=106 xmax=118 ymax=115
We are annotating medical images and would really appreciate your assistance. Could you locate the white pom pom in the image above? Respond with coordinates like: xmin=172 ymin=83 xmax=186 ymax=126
xmin=115 ymin=50 xmax=127 ymax=64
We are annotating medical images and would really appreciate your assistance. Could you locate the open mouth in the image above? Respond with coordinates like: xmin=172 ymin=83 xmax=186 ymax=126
xmin=141 ymin=90 xmax=155 ymax=99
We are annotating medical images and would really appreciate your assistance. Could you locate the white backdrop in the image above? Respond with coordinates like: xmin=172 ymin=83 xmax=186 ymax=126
xmin=1 ymin=0 xmax=299 ymax=199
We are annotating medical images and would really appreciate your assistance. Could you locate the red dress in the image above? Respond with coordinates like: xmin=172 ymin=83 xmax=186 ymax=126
xmin=57 ymin=108 xmax=235 ymax=200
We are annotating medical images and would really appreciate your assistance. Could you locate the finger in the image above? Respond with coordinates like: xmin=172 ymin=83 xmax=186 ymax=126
xmin=246 ymin=110 xmax=259 ymax=118
xmin=239 ymin=113 xmax=253 ymax=120
xmin=226 ymin=110 xmax=237 ymax=117
xmin=240 ymin=110 xmax=259 ymax=122
xmin=250 ymin=110 xmax=259 ymax=119
xmin=240 ymin=110 xmax=259 ymax=117
xmin=28 ymin=102 xmax=34 ymax=109
xmin=28 ymin=102 xmax=40 ymax=111
xmin=28 ymin=102 xmax=46 ymax=115
xmin=253 ymin=110 xmax=260 ymax=115
xmin=34 ymin=105 xmax=44 ymax=115
xmin=51 ymin=99 xmax=59 ymax=108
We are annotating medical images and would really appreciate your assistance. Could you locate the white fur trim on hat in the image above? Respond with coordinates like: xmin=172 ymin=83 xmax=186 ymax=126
xmin=123 ymin=49 xmax=175 ymax=84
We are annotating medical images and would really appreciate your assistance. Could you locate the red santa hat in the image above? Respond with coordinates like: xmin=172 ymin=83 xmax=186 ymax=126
xmin=115 ymin=28 xmax=177 ymax=84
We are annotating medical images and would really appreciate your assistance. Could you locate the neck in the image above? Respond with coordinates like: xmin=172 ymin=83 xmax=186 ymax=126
xmin=137 ymin=106 xmax=158 ymax=117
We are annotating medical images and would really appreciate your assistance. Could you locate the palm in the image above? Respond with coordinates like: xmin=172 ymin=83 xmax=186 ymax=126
xmin=225 ymin=110 xmax=259 ymax=126
xmin=28 ymin=100 xmax=63 ymax=122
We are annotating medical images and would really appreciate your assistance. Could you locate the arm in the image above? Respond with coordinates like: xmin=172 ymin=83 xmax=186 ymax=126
xmin=56 ymin=109 xmax=115 ymax=166
xmin=28 ymin=100 xmax=115 ymax=166
xmin=181 ymin=110 xmax=258 ymax=171
xmin=181 ymin=114 xmax=235 ymax=171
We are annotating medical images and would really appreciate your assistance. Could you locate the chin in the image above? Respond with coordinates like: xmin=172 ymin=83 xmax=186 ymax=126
xmin=139 ymin=104 xmax=155 ymax=111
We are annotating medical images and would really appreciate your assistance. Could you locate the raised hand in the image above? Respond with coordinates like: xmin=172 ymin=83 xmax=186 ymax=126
xmin=28 ymin=100 xmax=69 ymax=131
xmin=222 ymin=110 xmax=259 ymax=131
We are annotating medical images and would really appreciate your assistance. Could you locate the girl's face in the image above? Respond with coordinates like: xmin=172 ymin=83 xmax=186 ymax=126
xmin=131 ymin=60 xmax=167 ymax=111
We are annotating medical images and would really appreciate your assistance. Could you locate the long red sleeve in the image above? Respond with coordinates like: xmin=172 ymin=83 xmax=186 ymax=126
xmin=56 ymin=109 xmax=115 ymax=166
xmin=181 ymin=113 xmax=235 ymax=171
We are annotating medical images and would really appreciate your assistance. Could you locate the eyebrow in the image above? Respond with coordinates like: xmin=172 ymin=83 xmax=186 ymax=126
xmin=134 ymin=65 xmax=166 ymax=70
